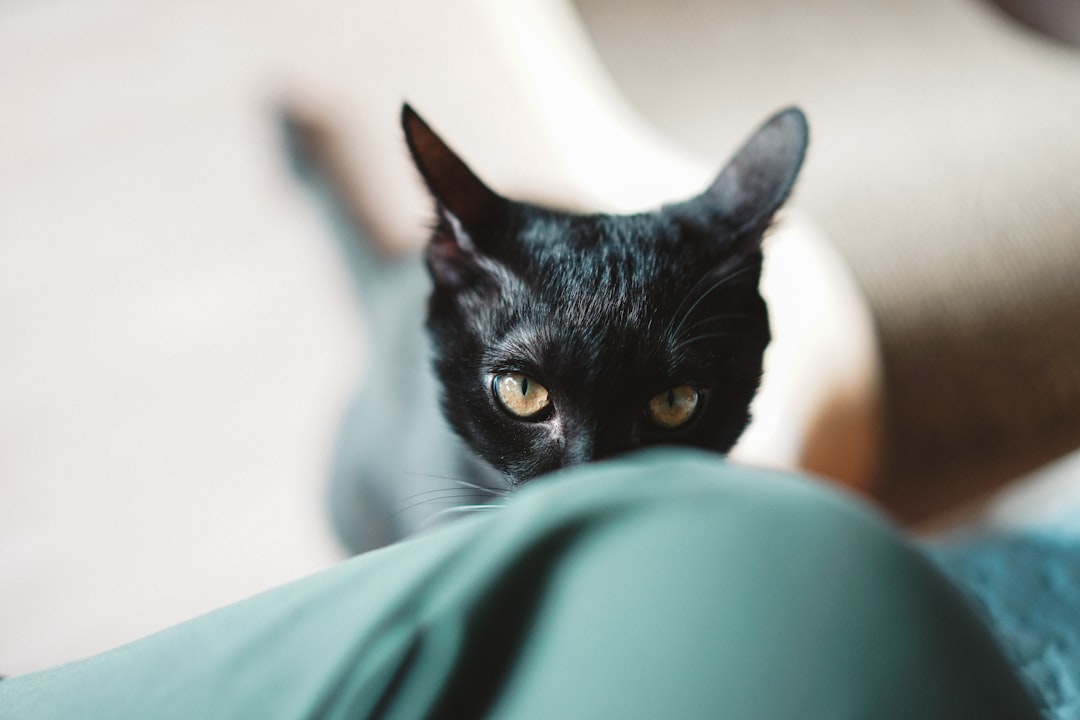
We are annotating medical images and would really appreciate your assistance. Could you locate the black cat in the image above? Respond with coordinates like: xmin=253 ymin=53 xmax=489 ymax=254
xmin=404 ymin=105 xmax=806 ymax=484
xmin=285 ymin=104 xmax=807 ymax=552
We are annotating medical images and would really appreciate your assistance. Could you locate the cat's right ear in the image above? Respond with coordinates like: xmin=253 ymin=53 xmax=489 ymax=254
xmin=402 ymin=104 xmax=503 ymax=289
xmin=682 ymin=107 xmax=809 ymax=240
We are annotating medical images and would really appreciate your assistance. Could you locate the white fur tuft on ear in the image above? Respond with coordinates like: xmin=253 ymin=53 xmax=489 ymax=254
xmin=440 ymin=206 xmax=477 ymax=253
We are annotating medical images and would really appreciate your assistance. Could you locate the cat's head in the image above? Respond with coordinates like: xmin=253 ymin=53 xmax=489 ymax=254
xmin=403 ymin=105 xmax=808 ymax=485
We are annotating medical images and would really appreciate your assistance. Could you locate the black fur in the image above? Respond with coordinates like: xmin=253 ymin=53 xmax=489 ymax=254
xmin=403 ymin=105 xmax=808 ymax=485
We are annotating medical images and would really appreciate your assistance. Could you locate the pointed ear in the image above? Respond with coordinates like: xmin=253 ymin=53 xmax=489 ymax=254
xmin=402 ymin=104 xmax=506 ymax=289
xmin=702 ymin=107 xmax=808 ymax=235
xmin=401 ymin=103 xmax=502 ymax=232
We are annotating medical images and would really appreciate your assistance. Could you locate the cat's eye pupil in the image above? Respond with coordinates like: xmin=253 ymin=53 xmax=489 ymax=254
xmin=647 ymin=385 xmax=700 ymax=430
xmin=493 ymin=372 xmax=551 ymax=419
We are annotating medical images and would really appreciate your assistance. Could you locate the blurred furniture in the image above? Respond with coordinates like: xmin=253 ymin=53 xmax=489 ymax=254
xmin=573 ymin=0 xmax=1080 ymax=522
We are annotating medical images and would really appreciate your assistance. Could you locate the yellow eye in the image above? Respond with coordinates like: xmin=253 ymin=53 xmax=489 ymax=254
xmin=493 ymin=372 xmax=551 ymax=419
xmin=647 ymin=386 xmax=701 ymax=429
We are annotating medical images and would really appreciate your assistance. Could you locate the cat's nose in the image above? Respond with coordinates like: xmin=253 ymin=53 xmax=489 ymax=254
xmin=558 ymin=419 xmax=634 ymax=468
xmin=592 ymin=420 xmax=639 ymax=462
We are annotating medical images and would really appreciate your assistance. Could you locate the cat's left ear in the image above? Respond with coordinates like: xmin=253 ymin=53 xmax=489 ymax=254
xmin=696 ymin=107 xmax=809 ymax=237
xmin=402 ymin=104 xmax=505 ymax=289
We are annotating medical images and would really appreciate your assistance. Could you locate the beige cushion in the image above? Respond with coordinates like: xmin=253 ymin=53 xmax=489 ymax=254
xmin=576 ymin=0 xmax=1080 ymax=520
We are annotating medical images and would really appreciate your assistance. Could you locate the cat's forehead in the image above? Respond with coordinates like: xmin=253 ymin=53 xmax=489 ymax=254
xmin=493 ymin=209 xmax=717 ymax=330
xmin=516 ymin=209 xmax=676 ymax=255
xmin=508 ymin=210 xmax=693 ymax=290
xmin=489 ymin=265 xmax=698 ymax=381
xmin=475 ymin=205 xmax=756 ymax=376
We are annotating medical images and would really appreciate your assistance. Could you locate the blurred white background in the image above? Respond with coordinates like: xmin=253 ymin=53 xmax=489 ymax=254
xmin=0 ymin=0 xmax=364 ymax=673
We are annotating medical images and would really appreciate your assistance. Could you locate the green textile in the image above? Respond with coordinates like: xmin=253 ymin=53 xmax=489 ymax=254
xmin=0 ymin=450 xmax=1038 ymax=719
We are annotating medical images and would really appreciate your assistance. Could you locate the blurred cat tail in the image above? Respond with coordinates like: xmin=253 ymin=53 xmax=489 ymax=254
xmin=278 ymin=99 xmax=400 ymax=293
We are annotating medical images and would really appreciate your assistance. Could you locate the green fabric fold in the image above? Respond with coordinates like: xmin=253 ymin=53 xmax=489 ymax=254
xmin=0 ymin=450 xmax=1038 ymax=719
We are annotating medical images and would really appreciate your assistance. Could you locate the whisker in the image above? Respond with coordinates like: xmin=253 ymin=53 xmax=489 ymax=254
xmin=383 ymin=493 xmax=500 ymax=526
xmin=419 ymin=504 xmax=505 ymax=530
xmin=401 ymin=471 xmax=472 ymax=484
xmin=663 ymin=272 xmax=720 ymax=338
xmin=668 ymin=266 xmax=757 ymax=341
xmin=397 ymin=487 xmax=496 ymax=505
xmin=454 ymin=478 xmax=509 ymax=496
xmin=399 ymin=471 xmax=509 ymax=500
xmin=676 ymin=331 xmax=736 ymax=351
xmin=683 ymin=312 xmax=754 ymax=332
xmin=398 ymin=486 xmax=502 ymax=503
